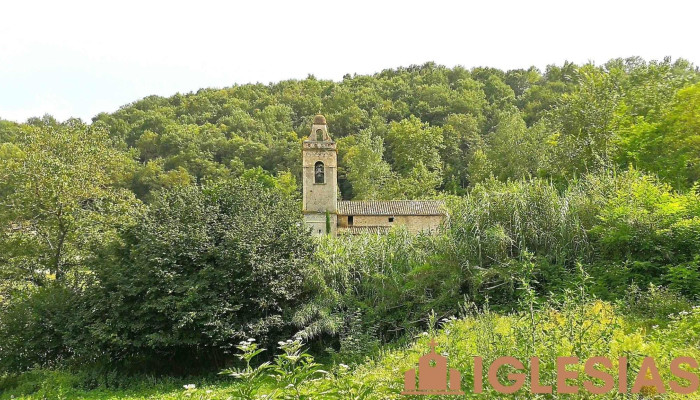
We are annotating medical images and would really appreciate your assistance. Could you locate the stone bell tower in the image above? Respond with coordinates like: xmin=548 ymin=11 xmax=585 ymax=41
xmin=302 ymin=114 xmax=338 ymax=236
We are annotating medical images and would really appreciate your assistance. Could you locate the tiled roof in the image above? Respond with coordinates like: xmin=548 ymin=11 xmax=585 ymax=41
xmin=337 ymin=200 xmax=446 ymax=216
xmin=337 ymin=226 xmax=392 ymax=235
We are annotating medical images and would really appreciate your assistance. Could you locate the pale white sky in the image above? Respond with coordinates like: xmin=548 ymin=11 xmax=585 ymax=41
xmin=1 ymin=0 xmax=698 ymax=123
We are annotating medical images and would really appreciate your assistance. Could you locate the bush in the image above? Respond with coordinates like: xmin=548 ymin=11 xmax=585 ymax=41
xmin=82 ymin=178 xmax=315 ymax=372
xmin=0 ymin=285 xmax=86 ymax=372
xmin=584 ymin=171 xmax=700 ymax=297
xmin=0 ymin=369 xmax=81 ymax=399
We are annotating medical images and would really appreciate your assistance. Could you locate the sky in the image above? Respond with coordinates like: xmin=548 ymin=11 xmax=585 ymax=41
xmin=1 ymin=0 xmax=698 ymax=123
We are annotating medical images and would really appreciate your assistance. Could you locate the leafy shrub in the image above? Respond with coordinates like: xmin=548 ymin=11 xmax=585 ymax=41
xmin=222 ymin=337 xmax=327 ymax=400
xmin=0 ymin=369 xmax=80 ymax=399
xmin=83 ymin=178 xmax=315 ymax=372
xmin=584 ymin=171 xmax=700 ymax=297
xmin=666 ymin=258 xmax=700 ymax=298
xmin=0 ymin=285 xmax=86 ymax=372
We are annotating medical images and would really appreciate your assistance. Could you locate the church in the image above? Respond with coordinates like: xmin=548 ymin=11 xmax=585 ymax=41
xmin=302 ymin=114 xmax=447 ymax=236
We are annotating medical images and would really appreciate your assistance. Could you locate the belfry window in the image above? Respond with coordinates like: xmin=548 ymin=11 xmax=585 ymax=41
xmin=314 ymin=161 xmax=325 ymax=184
xmin=316 ymin=129 xmax=324 ymax=141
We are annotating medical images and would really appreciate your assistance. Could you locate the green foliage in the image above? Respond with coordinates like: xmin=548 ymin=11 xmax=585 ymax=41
xmin=584 ymin=171 xmax=700 ymax=298
xmin=0 ymin=179 xmax=313 ymax=374
xmin=12 ymin=58 xmax=674 ymax=197
xmin=385 ymin=116 xmax=443 ymax=198
xmin=447 ymin=178 xmax=591 ymax=302
xmin=617 ymin=82 xmax=700 ymax=188
xmin=0 ymin=285 xmax=84 ymax=372
xmin=348 ymin=301 xmax=700 ymax=399
xmin=339 ymin=130 xmax=393 ymax=200
xmin=549 ymin=65 xmax=623 ymax=177
xmin=84 ymin=180 xmax=314 ymax=368
xmin=4 ymin=301 xmax=699 ymax=399
xmin=295 ymin=229 xmax=463 ymax=343
xmin=0 ymin=120 xmax=139 ymax=284
xmin=270 ymin=339 xmax=326 ymax=399
xmin=220 ymin=339 xmax=271 ymax=400
xmin=622 ymin=283 xmax=692 ymax=325
xmin=476 ymin=111 xmax=553 ymax=182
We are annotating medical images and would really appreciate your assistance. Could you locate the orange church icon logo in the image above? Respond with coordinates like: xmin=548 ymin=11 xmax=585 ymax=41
xmin=402 ymin=338 xmax=464 ymax=396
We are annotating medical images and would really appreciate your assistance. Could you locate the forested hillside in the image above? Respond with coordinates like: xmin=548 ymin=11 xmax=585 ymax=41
xmin=96 ymin=57 xmax=700 ymax=195
xmin=1 ymin=58 xmax=699 ymax=399
xmin=3 ymin=57 xmax=696 ymax=202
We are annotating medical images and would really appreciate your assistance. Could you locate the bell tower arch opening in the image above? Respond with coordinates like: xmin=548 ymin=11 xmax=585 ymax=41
xmin=314 ymin=161 xmax=325 ymax=184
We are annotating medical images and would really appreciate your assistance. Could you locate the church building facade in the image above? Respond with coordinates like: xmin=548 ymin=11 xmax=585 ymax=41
xmin=302 ymin=114 xmax=447 ymax=236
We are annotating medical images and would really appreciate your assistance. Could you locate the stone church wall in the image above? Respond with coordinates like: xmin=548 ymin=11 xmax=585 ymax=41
xmin=339 ymin=214 xmax=443 ymax=234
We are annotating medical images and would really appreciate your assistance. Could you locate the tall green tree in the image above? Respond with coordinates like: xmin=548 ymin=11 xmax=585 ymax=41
xmin=385 ymin=116 xmax=443 ymax=197
xmin=617 ymin=83 xmax=700 ymax=188
xmin=341 ymin=130 xmax=393 ymax=200
xmin=0 ymin=120 xmax=138 ymax=284
xmin=480 ymin=111 xmax=553 ymax=182
xmin=550 ymin=65 xmax=623 ymax=179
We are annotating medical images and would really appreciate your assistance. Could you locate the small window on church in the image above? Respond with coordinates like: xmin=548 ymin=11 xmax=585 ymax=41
xmin=316 ymin=129 xmax=324 ymax=141
xmin=348 ymin=216 xmax=354 ymax=226
xmin=388 ymin=217 xmax=394 ymax=223
xmin=314 ymin=161 xmax=324 ymax=184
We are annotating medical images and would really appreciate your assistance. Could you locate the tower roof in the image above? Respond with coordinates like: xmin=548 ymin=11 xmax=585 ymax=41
xmin=313 ymin=114 xmax=327 ymax=125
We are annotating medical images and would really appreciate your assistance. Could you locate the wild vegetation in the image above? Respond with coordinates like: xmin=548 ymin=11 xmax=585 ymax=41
xmin=0 ymin=57 xmax=699 ymax=398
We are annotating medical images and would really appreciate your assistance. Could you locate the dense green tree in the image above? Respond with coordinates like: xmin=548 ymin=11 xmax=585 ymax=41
xmin=0 ymin=121 xmax=138 ymax=284
xmin=441 ymin=113 xmax=483 ymax=191
xmin=385 ymin=116 xmax=444 ymax=197
xmin=340 ymin=130 xmax=394 ymax=200
xmin=549 ymin=65 xmax=623 ymax=178
xmin=504 ymin=67 xmax=542 ymax=97
xmin=617 ymin=83 xmax=700 ymax=188
xmin=479 ymin=110 xmax=552 ymax=182
xmin=86 ymin=179 xmax=314 ymax=366
xmin=518 ymin=62 xmax=578 ymax=125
